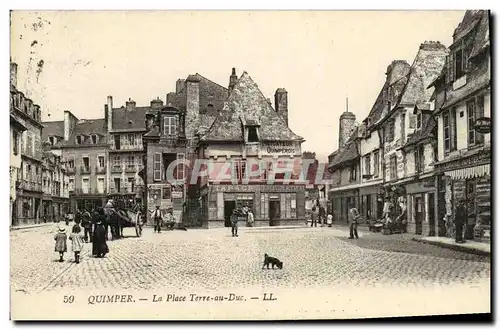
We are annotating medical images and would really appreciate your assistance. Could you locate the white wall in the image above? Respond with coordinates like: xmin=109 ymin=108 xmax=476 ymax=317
xmin=437 ymin=115 xmax=444 ymax=161
xmin=455 ymin=103 xmax=468 ymax=151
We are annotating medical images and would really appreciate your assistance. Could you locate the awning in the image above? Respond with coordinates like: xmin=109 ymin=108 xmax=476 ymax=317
xmin=445 ymin=164 xmax=490 ymax=180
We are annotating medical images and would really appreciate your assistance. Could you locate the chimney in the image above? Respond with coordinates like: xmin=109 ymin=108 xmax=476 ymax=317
xmin=126 ymin=98 xmax=136 ymax=111
xmin=228 ymin=68 xmax=237 ymax=95
xmin=176 ymin=79 xmax=186 ymax=93
xmin=63 ymin=110 xmax=78 ymax=141
xmin=150 ymin=97 xmax=164 ymax=109
xmin=104 ymin=104 xmax=108 ymax=128
xmin=10 ymin=62 xmax=17 ymax=89
xmin=185 ymin=75 xmax=201 ymax=140
xmin=274 ymin=88 xmax=288 ymax=126
xmin=107 ymin=96 xmax=113 ymax=131
xmin=166 ymin=92 xmax=176 ymax=104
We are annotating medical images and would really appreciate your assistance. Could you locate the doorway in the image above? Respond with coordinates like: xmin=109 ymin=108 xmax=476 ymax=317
xmin=269 ymin=200 xmax=280 ymax=226
xmin=428 ymin=193 xmax=435 ymax=236
xmin=224 ymin=201 xmax=235 ymax=227
xmin=415 ymin=195 xmax=423 ymax=235
xmin=34 ymin=198 xmax=41 ymax=223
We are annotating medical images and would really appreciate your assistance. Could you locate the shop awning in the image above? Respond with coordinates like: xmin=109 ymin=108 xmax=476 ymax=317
xmin=445 ymin=164 xmax=490 ymax=180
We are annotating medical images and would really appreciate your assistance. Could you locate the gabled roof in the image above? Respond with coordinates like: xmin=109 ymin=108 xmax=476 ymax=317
xmin=112 ymin=106 xmax=148 ymax=131
xmin=61 ymin=118 xmax=107 ymax=147
xmin=201 ymin=72 xmax=303 ymax=142
xmin=42 ymin=120 xmax=64 ymax=141
xmin=469 ymin=10 xmax=490 ymax=60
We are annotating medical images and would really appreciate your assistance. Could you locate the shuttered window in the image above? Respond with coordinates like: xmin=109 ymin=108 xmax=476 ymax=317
xmin=153 ymin=153 xmax=161 ymax=181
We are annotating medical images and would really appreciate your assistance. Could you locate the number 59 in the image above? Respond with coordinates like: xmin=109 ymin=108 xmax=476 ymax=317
xmin=63 ymin=295 xmax=75 ymax=303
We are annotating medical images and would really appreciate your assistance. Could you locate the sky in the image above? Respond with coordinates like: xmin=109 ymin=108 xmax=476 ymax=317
xmin=10 ymin=10 xmax=465 ymax=162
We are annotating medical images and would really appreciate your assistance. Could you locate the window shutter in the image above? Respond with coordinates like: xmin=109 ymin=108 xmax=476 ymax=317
xmin=450 ymin=108 xmax=457 ymax=151
xmin=476 ymin=96 xmax=485 ymax=144
xmin=153 ymin=153 xmax=161 ymax=181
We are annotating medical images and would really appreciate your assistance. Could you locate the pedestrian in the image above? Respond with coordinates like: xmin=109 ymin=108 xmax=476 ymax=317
xmin=231 ymin=209 xmax=239 ymax=237
xmin=247 ymin=210 xmax=254 ymax=227
xmin=311 ymin=206 xmax=318 ymax=227
xmin=327 ymin=213 xmax=333 ymax=227
xmin=348 ymin=204 xmax=360 ymax=239
xmin=319 ymin=204 xmax=326 ymax=227
xmin=69 ymin=223 xmax=84 ymax=264
xmin=104 ymin=199 xmax=115 ymax=239
xmin=81 ymin=209 xmax=92 ymax=243
xmin=92 ymin=209 xmax=109 ymax=258
xmin=152 ymin=205 xmax=163 ymax=233
xmin=455 ymin=200 xmax=467 ymax=243
xmin=54 ymin=225 xmax=67 ymax=262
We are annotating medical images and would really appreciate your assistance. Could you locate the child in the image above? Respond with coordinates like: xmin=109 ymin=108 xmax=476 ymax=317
xmin=327 ymin=213 xmax=333 ymax=227
xmin=54 ymin=225 xmax=68 ymax=262
xmin=69 ymin=224 xmax=85 ymax=264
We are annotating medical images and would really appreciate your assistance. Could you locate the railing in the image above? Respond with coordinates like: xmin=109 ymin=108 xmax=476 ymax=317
xmin=125 ymin=166 xmax=136 ymax=173
xmin=95 ymin=166 xmax=107 ymax=174
xmin=111 ymin=166 xmax=123 ymax=173
xmin=18 ymin=180 xmax=42 ymax=192
xmin=67 ymin=167 xmax=76 ymax=175
xmin=80 ymin=166 xmax=91 ymax=174
xmin=73 ymin=188 xmax=106 ymax=195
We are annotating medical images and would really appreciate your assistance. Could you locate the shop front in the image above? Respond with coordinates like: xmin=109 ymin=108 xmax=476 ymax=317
xmin=405 ymin=177 xmax=437 ymax=236
xmin=358 ymin=184 xmax=384 ymax=223
xmin=203 ymin=184 xmax=305 ymax=228
xmin=329 ymin=188 xmax=359 ymax=224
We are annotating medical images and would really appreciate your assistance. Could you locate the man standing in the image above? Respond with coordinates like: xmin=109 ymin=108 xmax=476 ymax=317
xmin=348 ymin=204 xmax=360 ymax=239
xmin=104 ymin=199 xmax=115 ymax=240
xmin=231 ymin=208 xmax=239 ymax=237
xmin=152 ymin=206 xmax=163 ymax=233
xmin=81 ymin=209 xmax=93 ymax=243
xmin=455 ymin=200 xmax=467 ymax=243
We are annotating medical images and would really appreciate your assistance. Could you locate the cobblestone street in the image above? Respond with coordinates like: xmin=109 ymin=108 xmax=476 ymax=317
xmin=11 ymin=223 xmax=490 ymax=295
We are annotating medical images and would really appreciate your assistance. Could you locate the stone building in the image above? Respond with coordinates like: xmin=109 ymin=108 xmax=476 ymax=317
xmin=44 ymin=112 xmax=109 ymax=212
xmin=143 ymin=73 xmax=228 ymax=226
xmin=105 ymin=96 xmax=148 ymax=205
xmin=10 ymin=62 xmax=44 ymax=225
xmin=198 ymin=70 xmax=306 ymax=228
xmin=40 ymin=146 xmax=70 ymax=221
xmin=432 ymin=10 xmax=491 ymax=242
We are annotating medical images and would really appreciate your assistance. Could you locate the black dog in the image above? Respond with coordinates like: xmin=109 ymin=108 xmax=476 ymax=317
xmin=262 ymin=253 xmax=283 ymax=270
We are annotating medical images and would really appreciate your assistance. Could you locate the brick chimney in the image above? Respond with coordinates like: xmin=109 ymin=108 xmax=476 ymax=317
xmin=150 ymin=97 xmax=164 ymax=109
xmin=274 ymin=88 xmax=288 ymax=126
xmin=107 ymin=96 xmax=113 ymax=131
xmin=126 ymin=98 xmax=136 ymax=111
xmin=176 ymin=79 xmax=186 ymax=93
xmin=63 ymin=110 xmax=78 ymax=141
xmin=228 ymin=68 xmax=238 ymax=95
xmin=185 ymin=75 xmax=201 ymax=140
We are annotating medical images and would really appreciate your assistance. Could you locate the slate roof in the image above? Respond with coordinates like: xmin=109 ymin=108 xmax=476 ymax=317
xmin=61 ymin=118 xmax=107 ymax=147
xmin=200 ymin=72 xmax=303 ymax=142
xmin=328 ymin=126 xmax=359 ymax=168
xmin=111 ymin=106 xmax=148 ymax=131
xmin=42 ymin=120 xmax=64 ymax=141
xmin=398 ymin=42 xmax=448 ymax=106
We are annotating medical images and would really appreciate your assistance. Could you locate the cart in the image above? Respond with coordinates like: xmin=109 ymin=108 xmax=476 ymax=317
xmin=114 ymin=204 xmax=144 ymax=237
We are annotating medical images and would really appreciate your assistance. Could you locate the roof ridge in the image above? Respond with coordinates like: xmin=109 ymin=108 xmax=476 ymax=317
xmin=195 ymin=73 xmax=229 ymax=91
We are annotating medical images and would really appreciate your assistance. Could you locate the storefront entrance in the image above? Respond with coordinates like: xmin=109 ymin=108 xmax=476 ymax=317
xmin=224 ymin=200 xmax=236 ymax=227
xmin=414 ymin=195 xmax=424 ymax=235
xmin=269 ymin=200 xmax=281 ymax=226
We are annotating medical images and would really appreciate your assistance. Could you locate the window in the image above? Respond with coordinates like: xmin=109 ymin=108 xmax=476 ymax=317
xmin=164 ymin=116 xmax=177 ymax=135
xmin=91 ymin=134 xmax=98 ymax=144
xmin=76 ymin=135 xmax=83 ymax=145
xmin=364 ymin=155 xmax=371 ymax=176
xmin=69 ymin=179 xmax=74 ymax=191
xmin=443 ymin=108 xmax=457 ymax=153
xmin=114 ymin=135 xmax=121 ymax=150
xmin=414 ymin=145 xmax=425 ymax=174
xmin=248 ymin=127 xmax=259 ymax=142
xmin=443 ymin=111 xmax=450 ymax=152
xmin=385 ymin=120 xmax=395 ymax=142
xmin=373 ymin=151 xmax=380 ymax=178
xmin=113 ymin=155 xmax=121 ymax=171
xmin=349 ymin=164 xmax=357 ymax=181
xmin=409 ymin=114 xmax=417 ymax=129
xmin=128 ymin=134 xmax=135 ymax=147
xmin=162 ymin=186 xmax=171 ymax=200
xmin=13 ymin=132 xmax=19 ymax=156
xmin=82 ymin=178 xmax=89 ymax=193
xmin=97 ymin=178 xmax=105 ymax=194
xmin=176 ymin=153 xmax=185 ymax=181
xmin=235 ymin=160 xmax=247 ymax=181
xmin=128 ymin=177 xmax=135 ymax=192
xmin=467 ymin=100 xmax=476 ymax=145
xmin=114 ymin=178 xmax=121 ymax=193
xmin=389 ymin=155 xmax=397 ymax=181
xmin=153 ymin=153 xmax=161 ymax=181
xmin=82 ymin=157 xmax=90 ymax=171
xmin=127 ymin=155 xmax=135 ymax=170
xmin=98 ymin=156 xmax=105 ymax=168
xmin=49 ymin=136 xmax=55 ymax=146
xmin=68 ymin=159 xmax=75 ymax=169
xmin=454 ymin=48 xmax=464 ymax=79
xmin=401 ymin=113 xmax=406 ymax=143
xmin=416 ymin=112 xmax=422 ymax=129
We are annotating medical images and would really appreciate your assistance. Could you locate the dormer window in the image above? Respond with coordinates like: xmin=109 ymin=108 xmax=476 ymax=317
xmin=76 ymin=135 xmax=83 ymax=145
xmin=48 ymin=136 xmax=57 ymax=146
xmin=248 ymin=126 xmax=259 ymax=142
xmin=164 ymin=116 xmax=177 ymax=136
xmin=416 ymin=112 xmax=422 ymax=130
xmin=91 ymin=134 xmax=98 ymax=144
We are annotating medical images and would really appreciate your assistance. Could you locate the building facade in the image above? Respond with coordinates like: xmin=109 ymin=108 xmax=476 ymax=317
xmin=10 ymin=62 xmax=45 ymax=226
xmin=40 ymin=146 xmax=70 ymax=221
xmin=198 ymin=70 xmax=306 ymax=228
xmin=432 ymin=10 xmax=491 ymax=242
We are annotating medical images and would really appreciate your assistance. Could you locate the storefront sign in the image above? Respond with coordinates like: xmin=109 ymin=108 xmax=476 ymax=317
xmin=474 ymin=117 xmax=491 ymax=134
xmin=263 ymin=141 xmax=296 ymax=155
xmin=171 ymin=191 xmax=183 ymax=199
xmin=453 ymin=181 xmax=466 ymax=201
xmin=435 ymin=151 xmax=491 ymax=172
xmin=213 ymin=184 xmax=303 ymax=193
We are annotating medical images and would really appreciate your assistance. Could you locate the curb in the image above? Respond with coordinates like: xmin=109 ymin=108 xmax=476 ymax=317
xmin=412 ymin=237 xmax=490 ymax=257
xmin=10 ymin=223 xmax=57 ymax=231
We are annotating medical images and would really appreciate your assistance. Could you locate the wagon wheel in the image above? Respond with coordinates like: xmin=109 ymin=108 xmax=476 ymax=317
xmin=135 ymin=211 xmax=143 ymax=237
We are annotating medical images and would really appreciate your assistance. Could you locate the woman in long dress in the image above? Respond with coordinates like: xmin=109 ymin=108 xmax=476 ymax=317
xmin=92 ymin=209 xmax=109 ymax=258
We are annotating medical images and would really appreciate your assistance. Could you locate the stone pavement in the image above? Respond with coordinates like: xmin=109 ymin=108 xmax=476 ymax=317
xmin=413 ymin=236 xmax=490 ymax=256
xmin=10 ymin=224 xmax=490 ymax=295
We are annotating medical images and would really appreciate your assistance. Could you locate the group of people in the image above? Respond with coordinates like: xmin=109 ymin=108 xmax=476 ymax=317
xmin=151 ymin=205 xmax=177 ymax=233
xmin=230 ymin=205 xmax=254 ymax=237
xmin=53 ymin=208 xmax=110 ymax=263
xmin=309 ymin=202 xmax=333 ymax=228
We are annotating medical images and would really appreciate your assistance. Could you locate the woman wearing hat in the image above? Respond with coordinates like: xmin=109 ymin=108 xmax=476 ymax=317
xmin=92 ymin=208 xmax=109 ymax=258
xmin=54 ymin=225 xmax=68 ymax=262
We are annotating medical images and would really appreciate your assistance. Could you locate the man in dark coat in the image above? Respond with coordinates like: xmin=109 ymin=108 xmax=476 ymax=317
xmin=92 ymin=209 xmax=109 ymax=258
xmin=81 ymin=209 xmax=93 ymax=243
xmin=455 ymin=200 xmax=467 ymax=243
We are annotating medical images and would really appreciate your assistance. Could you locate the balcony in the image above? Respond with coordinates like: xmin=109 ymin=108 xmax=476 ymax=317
xmin=67 ymin=167 xmax=76 ymax=175
xmin=95 ymin=166 xmax=107 ymax=174
xmin=73 ymin=188 xmax=105 ymax=195
xmin=18 ymin=180 xmax=42 ymax=192
xmin=111 ymin=166 xmax=123 ymax=173
xmin=125 ymin=165 xmax=136 ymax=173
xmin=80 ymin=166 xmax=91 ymax=174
